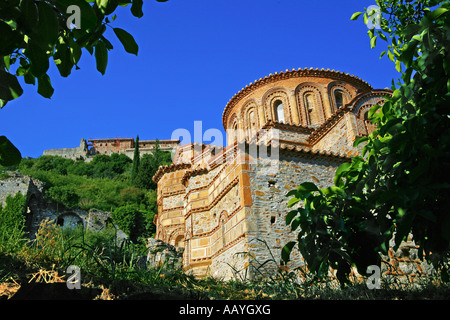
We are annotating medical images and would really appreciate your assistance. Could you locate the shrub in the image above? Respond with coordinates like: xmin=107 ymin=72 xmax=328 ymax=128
xmin=0 ymin=193 xmax=27 ymax=254
xmin=112 ymin=204 xmax=154 ymax=242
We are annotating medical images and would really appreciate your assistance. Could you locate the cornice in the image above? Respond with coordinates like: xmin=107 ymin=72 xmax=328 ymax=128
xmin=261 ymin=119 xmax=313 ymax=134
xmin=152 ymin=163 xmax=192 ymax=183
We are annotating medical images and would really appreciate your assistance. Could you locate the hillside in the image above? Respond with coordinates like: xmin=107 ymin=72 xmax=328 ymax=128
xmin=1 ymin=144 xmax=172 ymax=242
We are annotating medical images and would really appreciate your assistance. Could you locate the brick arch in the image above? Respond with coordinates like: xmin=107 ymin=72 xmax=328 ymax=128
xmin=56 ymin=212 xmax=83 ymax=229
xmin=227 ymin=113 xmax=240 ymax=145
xmin=295 ymin=82 xmax=325 ymax=127
xmin=351 ymin=92 xmax=389 ymax=117
xmin=168 ymin=227 xmax=185 ymax=248
xmin=261 ymin=87 xmax=292 ymax=124
xmin=327 ymin=81 xmax=353 ymax=113
xmin=240 ymin=99 xmax=260 ymax=140
xmin=352 ymin=93 xmax=389 ymax=136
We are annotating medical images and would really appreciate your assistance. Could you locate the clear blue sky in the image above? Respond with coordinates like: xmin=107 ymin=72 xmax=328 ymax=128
xmin=2 ymin=0 xmax=400 ymax=158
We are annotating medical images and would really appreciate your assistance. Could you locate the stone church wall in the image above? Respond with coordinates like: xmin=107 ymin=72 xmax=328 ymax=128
xmin=246 ymin=153 xmax=345 ymax=276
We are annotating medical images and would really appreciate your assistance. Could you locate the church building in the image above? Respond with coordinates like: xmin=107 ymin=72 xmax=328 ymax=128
xmin=153 ymin=67 xmax=391 ymax=279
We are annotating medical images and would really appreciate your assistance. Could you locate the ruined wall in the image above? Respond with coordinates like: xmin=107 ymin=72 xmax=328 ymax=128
xmin=0 ymin=173 xmax=126 ymax=240
xmin=0 ymin=172 xmax=45 ymax=206
xmin=43 ymin=139 xmax=89 ymax=160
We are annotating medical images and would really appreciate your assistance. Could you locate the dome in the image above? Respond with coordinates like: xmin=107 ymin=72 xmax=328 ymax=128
xmin=222 ymin=67 xmax=374 ymax=145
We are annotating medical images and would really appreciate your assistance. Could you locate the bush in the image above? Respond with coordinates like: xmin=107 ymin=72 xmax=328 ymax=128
xmin=112 ymin=204 xmax=155 ymax=242
xmin=45 ymin=185 xmax=80 ymax=209
xmin=0 ymin=193 xmax=27 ymax=254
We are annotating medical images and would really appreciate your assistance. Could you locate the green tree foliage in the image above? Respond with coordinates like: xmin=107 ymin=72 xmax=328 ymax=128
xmin=131 ymin=135 xmax=140 ymax=184
xmin=45 ymin=184 xmax=80 ymax=209
xmin=18 ymin=154 xmax=139 ymax=210
xmin=134 ymin=140 xmax=172 ymax=190
xmin=15 ymin=150 xmax=168 ymax=241
xmin=111 ymin=203 xmax=155 ymax=242
xmin=284 ymin=0 xmax=450 ymax=284
xmin=0 ymin=192 xmax=27 ymax=252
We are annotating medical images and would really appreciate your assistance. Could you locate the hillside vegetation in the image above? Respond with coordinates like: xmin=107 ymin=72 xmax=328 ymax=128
xmin=2 ymin=141 xmax=172 ymax=243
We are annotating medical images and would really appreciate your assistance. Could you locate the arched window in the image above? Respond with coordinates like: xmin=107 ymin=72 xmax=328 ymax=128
xmin=248 ymin=109 xmax=257 ymax=130
xmin=247 ymin=109 xmax=257 ymax=140
xmin=304 ymin=92 xmax=320 ymax=125
xmin=228 ymin=116 xmax=239 ymax=145
xmin=175 ymin=235 xmax=184 ymax=248
xmin=221 ymin=217 xmax=226 ymax=249
xmin=305 ymin=93 xmax=314 ymax=113
xmin=232 ymin=122 xmax=238 ymax=144
xmin=274 ymin=100 xmax=285 ymax=122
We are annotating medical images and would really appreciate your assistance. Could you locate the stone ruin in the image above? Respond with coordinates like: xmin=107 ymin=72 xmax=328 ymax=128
xmin=146 ymin=238 xmax=184 ymax=271
xmin=0 ymin=172 xmax=184 ymax=273
xmin=0 ymin=172 xmax=127 ymax=241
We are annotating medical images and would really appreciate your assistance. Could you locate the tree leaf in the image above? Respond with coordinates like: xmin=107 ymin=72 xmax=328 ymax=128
xmin=297 ymin=182 xmax=320 ymax=194
xmin=387 ymin=50 xmax=395 ymax=62
xmin=35 ymin=1 xmax=59 ymax=48
xmin=113 ymin=27 xmax=139 ymax=55
xmin=95 ymin=41 xmax=108 ymax=75
xmin=0 ymin=21 xmax=21 ymax=56
xmin=281 ymin=241 xmax=296 ymax=263
xmin=370 ymin=35 xmax=377 ymax=49
xmin=0 ymin=70 xmax=23 ymax=102
xmin=429 ymin=7 xmax=448 ymax=21
xmin=395 ymin=59 xmax=402 ymax=73
xmin=37 ymin=74 xmax=54 ymax=98
xmin=287 ymin=197 xmax=301 ymax=208
xmin=334 ymin=162 xmax=351 ymax=186
xmin=0 ymin=136 xmax=22 ymax=166
xmin=350 ymin=12 xmax=363 ymax=20
xmin=27 ymin=40 xmax=49 ymax=78
xmin=20 ymin=0 xmax=39 ymax=31
xmin=353 ymin=136 xmax=369 ymax=147
xmin=286 ymin=210 xmax=298 ymax=225
xmin=131 ymin=0 xmax=144 ymax=18
xmin=54 ymin=43 xmax=74 ymax=77
xmin=97 ymin=0 xmax=119 ymax=15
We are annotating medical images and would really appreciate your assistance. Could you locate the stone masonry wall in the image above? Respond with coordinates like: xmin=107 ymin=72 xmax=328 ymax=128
xmin=43 ymin=138 xmax=89 ymax=160
xmin=311 ymin=115 xmax=361 ymax=158
xmin=246 ymin=153 xmax=345 ymax=275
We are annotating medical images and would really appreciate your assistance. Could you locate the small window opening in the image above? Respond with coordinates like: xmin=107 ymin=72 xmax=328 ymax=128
xmin=274 ymin=100 xmax=285 ymax=123
xmin=270 ymin=216 xmax=276 ymax=225
xmin=335 ymin=91 xmax=344 ymax=109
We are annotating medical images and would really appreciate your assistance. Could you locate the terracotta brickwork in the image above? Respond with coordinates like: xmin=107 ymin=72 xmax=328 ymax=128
xmin=88 ymin=138 xmax=180 ymax=158
xmin=153 ymin=68 xmax=395 ymax=279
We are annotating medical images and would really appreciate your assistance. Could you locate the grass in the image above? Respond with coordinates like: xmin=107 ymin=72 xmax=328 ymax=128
xmin=0 ymin=220 xmax=449 ymax=300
